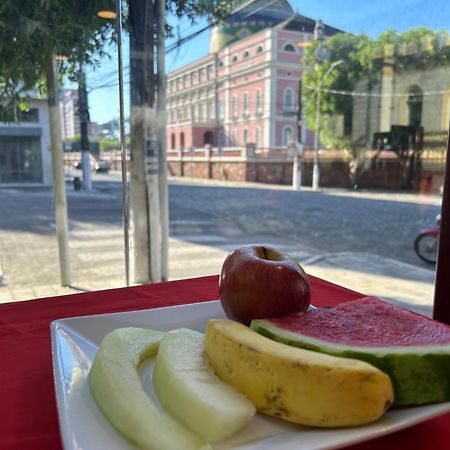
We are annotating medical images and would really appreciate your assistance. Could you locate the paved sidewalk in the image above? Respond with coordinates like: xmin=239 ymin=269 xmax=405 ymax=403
xmin=0 ymin=239 xmax=435 ymax=317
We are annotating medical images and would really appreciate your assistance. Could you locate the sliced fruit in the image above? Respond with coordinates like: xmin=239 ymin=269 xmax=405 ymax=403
xmin=153 ymin=328 xmax=255 ymax=442
xmin=205 ymin=319 xmax=393 ymax=428
xmin=251 ymin=296 xmax=450 ymax=405
xmin=89 ymin=327 xmax=210 ymax=450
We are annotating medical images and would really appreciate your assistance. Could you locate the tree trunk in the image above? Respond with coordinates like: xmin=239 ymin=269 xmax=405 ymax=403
xmin=129 ymin=0 xmax=162 ymax=284
xmin=46 ymin=52 xmax=71 ymax=286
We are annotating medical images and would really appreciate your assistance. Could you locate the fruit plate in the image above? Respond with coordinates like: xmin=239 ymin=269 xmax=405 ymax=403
xmin=50 ymin=300 xmax=450 ymax=450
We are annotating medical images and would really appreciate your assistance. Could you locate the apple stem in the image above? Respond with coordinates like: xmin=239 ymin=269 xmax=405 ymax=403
xmin=262 ymin=247 xmax=268 ymax=260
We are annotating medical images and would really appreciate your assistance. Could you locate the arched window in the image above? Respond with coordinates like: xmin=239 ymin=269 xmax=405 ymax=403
xmin=256 ymin=45 xmax=263 ymax=54
xmin=407 ymin=86 xmax=423 ymax=128
xmin=180 ymin=132 xmax=185 ymax=149
xmin=171 ymin=133 xmax=176 ymax=149
xmin=284 ymin=88 xmax=294 ymax=109
xmin=243 ymin=92 xmax=249 ymax=115
xmin=232 ymin=55 xmax=238 ymax=63
xmin=232 ymin=129 xmax=238 ymax=145
xmin=232 ymin=95 xmax=238 ymax=117
xmin=255 ymin=127 xmax=261 ymax=148
xmin=283 ymin=126 xmax=293 ymax=145
xmin=283 ymin=43 xmax=296 ymax=52
xmin=256 ymin=90 xmax=262 ymax=113
xmin=243 ymin=128 xmax=249 ymax=144
xmin=243 ymin=50 xmax=250 ymax=59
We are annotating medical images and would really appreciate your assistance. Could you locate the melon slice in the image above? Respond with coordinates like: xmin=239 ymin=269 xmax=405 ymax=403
xmin=251 ymin=297 xmax=450 ymax=405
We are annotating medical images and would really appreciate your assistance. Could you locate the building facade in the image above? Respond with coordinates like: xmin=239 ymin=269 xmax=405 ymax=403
xmin=166 ymin=0 xmax=339 ymax=152
xmin=352 ymin=43 xmax=450 ymax=150
xmin=60 ymin=88 xmax=80 ymax=141
xmin=0 ymin=97 xmax=52 ymax=186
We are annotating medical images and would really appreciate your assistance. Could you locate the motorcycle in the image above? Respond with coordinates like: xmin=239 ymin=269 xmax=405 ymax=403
xmin=414 ymin=214 xmax=440 ymax=264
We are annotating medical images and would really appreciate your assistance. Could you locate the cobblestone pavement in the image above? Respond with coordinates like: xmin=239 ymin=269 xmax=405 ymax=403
xmin=0 ymin=173 xmax=439 ymax=316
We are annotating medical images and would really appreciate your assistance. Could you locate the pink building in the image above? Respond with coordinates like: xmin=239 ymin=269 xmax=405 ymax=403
xmin=166 ymin=0 xmax=340 ymax=152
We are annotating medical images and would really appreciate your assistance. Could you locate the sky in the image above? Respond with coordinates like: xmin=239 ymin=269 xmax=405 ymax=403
xmin=80 ymin=0 xmax=450 ymax=125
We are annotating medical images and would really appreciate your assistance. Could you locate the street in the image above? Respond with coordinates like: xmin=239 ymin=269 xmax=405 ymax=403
xmin=0 ymin=173 xmax=440 ymax=311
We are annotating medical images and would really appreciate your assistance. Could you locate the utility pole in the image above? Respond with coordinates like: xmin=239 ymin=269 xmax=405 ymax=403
xmin=78 ymin=66 xmax=92 ymax=190
xmin=129 ymin=0 xmax=165 ymax=284
xmin=156 ymin=0 xmax=169 ymax=281
xmin=292 ymin=77 xmax=304 ymax=191
xmin=312 ymin=19 xmax=326 ymax=191
xmin=46 ymin=52 xmax=71 ymax=286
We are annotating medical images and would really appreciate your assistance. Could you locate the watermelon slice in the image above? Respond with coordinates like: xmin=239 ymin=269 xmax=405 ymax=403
xmin=250 ymin=297 xmax=450 ymax=405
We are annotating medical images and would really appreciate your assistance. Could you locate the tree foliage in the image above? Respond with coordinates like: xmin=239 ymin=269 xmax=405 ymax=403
xmin=302 ymin=28 xmax=450 ymax=150
xmin=0 ymin=1 xmax=116 ymax=121
xmin=0 ymin=0 xmax=231 ymax=121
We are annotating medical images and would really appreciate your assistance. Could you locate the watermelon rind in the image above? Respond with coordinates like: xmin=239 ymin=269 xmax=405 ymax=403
xmin=251 ymin=317 xmax=450 ymax=405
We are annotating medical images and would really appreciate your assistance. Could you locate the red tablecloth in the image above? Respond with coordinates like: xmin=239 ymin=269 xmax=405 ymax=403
xmin=0 ymin=274 xmax=448 ymax=450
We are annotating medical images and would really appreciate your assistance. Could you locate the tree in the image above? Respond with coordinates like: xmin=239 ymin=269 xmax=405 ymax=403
xmin=302 ymin=28 xmax=450 ymax=150
xmin=0 ymin=1 xmax=116 ymax=286
xmin=0 ymin=1 xmax=115 ymax=120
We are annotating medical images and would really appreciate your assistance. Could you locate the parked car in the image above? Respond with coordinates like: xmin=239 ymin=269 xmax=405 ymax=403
xmin=94 ymin=160 xmax=110 ymax=174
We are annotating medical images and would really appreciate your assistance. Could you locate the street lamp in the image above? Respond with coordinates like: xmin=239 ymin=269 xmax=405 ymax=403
xmin=312 ymin=59 xmax=344 ymax=190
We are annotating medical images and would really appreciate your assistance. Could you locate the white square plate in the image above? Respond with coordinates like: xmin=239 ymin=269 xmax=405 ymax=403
xmin=50 ymin=300 xmax=450 ymax=450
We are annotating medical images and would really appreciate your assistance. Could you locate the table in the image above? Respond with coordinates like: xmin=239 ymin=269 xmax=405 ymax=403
xmin=0 ymin=274 xmax=448 ymax=450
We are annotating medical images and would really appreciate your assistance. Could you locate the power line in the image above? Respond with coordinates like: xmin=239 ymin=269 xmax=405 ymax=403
xmin=305 ymin=85 xmax=450 ymax=97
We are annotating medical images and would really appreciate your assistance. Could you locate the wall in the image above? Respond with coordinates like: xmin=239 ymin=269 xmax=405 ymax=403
xmin=167 ymin=149 xmax=443 ymax=191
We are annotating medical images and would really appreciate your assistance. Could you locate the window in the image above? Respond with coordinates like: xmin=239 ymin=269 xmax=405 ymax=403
xmin=243 ymin=93 xmax=249 ymax=116
xmin=283 ymin=43 xmax=296 ymax=52
xmin=407 ymin=86 xmax=423 ymax=128
xmin=0 ymin=137 xmax=43 ymax=182
xmin=243 ymin=128 xmax=249 ymax=144
xmin=256 ymin=90 xmax=262 ymax=113
xmin=171 ymin=133 xmax=176 ymax=149
xmin=283 ymin=126 xmax=293 ymax=145
xmin=284 ymin=88 xmax=294 ymax=109
xmin=256 ymin=45 xmax=263 ymax=54
xmin=255 ymin=127 xmax=261 ymax=148
xmin=232 ymin=95 xmax=238 ymax=117
xmin=232 ymin=129 xmax=238 ymax=145
xmin=232 ymin=55 xmax=238 ymax=63
xmin=192 ymin=105 xmax=198 ymax=122
xmin=243 ymin=50 xmax=250 ymax=59
xmin=204 ymin=131 xmax=214 ymax=145
xmin=17 ymin=108 xmax=39 ymax=123
xmin=180 ymin=132 xmax=185 ymax=149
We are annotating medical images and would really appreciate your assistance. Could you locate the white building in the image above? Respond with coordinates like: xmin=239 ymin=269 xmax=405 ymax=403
xmin=60 ymin=89 xmax=80 ymax=140
xmin=0 ymin=96 xmax=52 ymax=186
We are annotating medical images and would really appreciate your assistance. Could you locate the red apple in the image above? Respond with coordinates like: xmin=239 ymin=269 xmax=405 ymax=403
xmin=219 ymin=245 xmax=311 ymax=325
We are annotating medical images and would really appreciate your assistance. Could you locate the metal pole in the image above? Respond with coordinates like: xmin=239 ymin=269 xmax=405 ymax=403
xmin=116 ymin=0 xmax=130 ymax=286
xmin=47 ymin=52 xmax=71 ymax=286
xmin=156 ymin=0 xmax=169 ymax=281
xmin=433 ymin=123 xmax=450 ymax=324
xmin=312 ymin=89 xmax=321 ymax=190
xmin=78 ymin=67 xmax=92 ymax=191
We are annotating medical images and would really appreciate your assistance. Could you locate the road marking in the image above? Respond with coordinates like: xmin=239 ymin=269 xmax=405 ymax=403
xmin=70 ymin=229 xmax=123 ymax=238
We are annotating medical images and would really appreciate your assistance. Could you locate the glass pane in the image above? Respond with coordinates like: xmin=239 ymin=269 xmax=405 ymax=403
xmin=0 ymin=0 xmax=447 ymax=316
